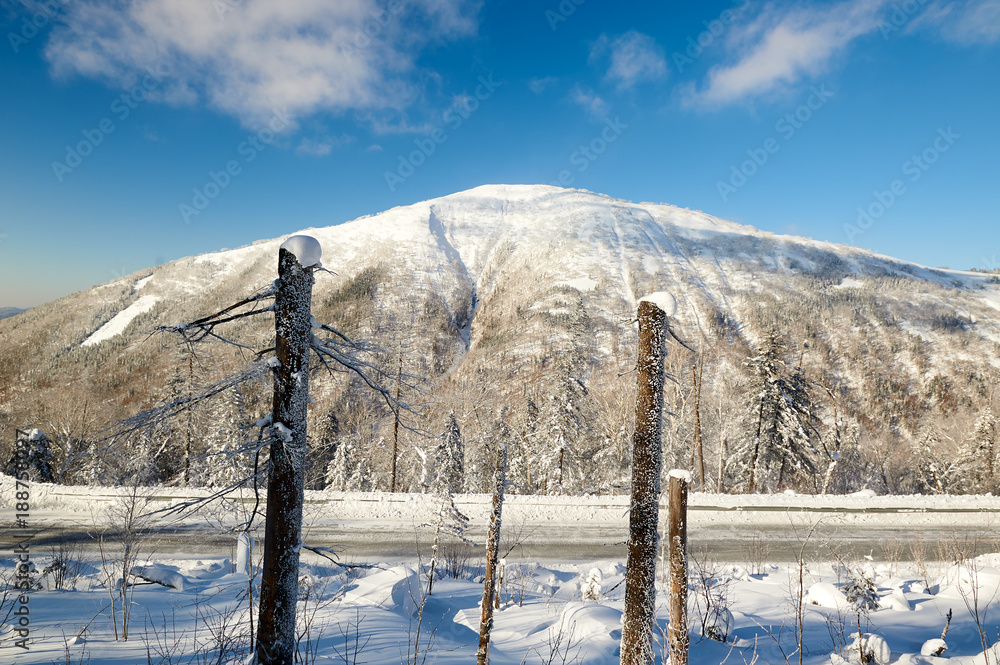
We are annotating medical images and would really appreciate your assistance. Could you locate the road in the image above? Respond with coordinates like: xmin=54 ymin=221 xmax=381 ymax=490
xmin=5 ymin=487 xmax=999 ymax=564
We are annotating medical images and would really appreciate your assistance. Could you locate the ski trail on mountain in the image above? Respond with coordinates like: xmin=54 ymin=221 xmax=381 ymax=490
xmin=628 ymin=207 xmax=712 ymax=341
xmin=610 ymin=207 xmax=638 ymax=309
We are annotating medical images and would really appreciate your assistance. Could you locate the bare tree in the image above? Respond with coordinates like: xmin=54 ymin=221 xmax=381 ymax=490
xmin=621 ymin=299 xmax=668 ymax=665
xmin=477 ymin=441 xmax=507 ymax=665
xmin=101 ymin=236 xmax=407 ymax=665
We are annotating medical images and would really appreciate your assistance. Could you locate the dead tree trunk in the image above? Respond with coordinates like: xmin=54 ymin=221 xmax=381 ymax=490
xmin=390 ymin=349 xmax=403 ymax=492
xmin=256 ymin=247 xmax=315 ymax=665
xmin=621 ymin=300 xmax=666 ymax=665
xmin=692 ymin=360 xmax=705 ymax=490
xmin=477 ymin=442 xmax=507 ymax=665
xmin=668 ymin=473 xmax=689 ymax=665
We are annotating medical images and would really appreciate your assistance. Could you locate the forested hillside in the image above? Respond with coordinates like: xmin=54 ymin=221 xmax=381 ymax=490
xmin=3 ymin=184 xmax=1000 ymax=495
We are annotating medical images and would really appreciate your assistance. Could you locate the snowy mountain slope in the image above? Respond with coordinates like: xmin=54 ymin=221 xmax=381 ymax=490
xmin=2 ymin=184 xmax=1000 ymax=491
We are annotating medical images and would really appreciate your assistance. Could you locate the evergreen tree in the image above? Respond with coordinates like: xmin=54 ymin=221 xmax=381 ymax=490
xmin=199 ymin=385 xmax=254 ymax=487
xmin=913 ymin=428 xmax=952 ymax=493
xmin=955 ymin=408 xmax=998 ymax=493
xmin=467 ymin=411 xmax=510 ymax=493
xmin=508 ymin=397 xmax=539 ymax=495
xmin=538 ymin=361 xmax=587 ymax=494
xmin=324 ymin=435 xmax=371 ymax=491
xmin=729 ymin=333 xmax=818 ymax=493
xmin=308 ymin=410 xmax=340 ymax=490
xmin=434 ymin=410 xmax=464 ymax=494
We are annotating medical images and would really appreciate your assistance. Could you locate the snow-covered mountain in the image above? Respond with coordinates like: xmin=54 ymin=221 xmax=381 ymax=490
xmin=3 ymin=185 xmax=999 ymax=492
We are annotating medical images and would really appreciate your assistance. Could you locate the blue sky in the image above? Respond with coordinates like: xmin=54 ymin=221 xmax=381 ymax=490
xmin=1 ymin=0 xmax=998 ymax=307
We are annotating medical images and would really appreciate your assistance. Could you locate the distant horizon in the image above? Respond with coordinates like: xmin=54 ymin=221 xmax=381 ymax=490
xmin=2 ymin=1 xmax=998 ymax=307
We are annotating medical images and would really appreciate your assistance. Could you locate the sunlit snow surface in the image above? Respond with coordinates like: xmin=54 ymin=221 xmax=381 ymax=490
xmin=4 ymin=483 xmax=1000 ymax=664
xmin=279 ymin=234 xmax=323 ymax=267
xmin=81 ymin=295 xmax=159 ymax=346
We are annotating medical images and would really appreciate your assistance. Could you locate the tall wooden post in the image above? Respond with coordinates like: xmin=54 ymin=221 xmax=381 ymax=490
xmin=477 ymin=442 xmax=507 ymax=665
xmin=621 ymin=300 xmax=666 ymax=665
xmin=668 ymin=472 xmax=690 ymax=665
xmin=256 ymin=244 xmax=316 ymax=665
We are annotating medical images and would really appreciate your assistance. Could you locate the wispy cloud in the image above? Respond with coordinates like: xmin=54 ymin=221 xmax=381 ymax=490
xmin=569 ymin=85 xmax=609 ymax=120
xmin=908 ymin=0 xmax=1000 ymax=44
xmin=295 ymin=134 xmax=353 ymax=157
xmin=528 ymin=76 xmax=559 ymax=94
xmin=43 ymin=0 xmax=482 ymax=130
xmin=591 ymin=31 xmax=668 ymax=89
xmin=686 ymin=0 xmax=885 ymax=108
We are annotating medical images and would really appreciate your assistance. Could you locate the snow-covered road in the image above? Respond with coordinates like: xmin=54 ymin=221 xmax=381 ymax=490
xmin=4 ymin=482 xmax=999 ymax=563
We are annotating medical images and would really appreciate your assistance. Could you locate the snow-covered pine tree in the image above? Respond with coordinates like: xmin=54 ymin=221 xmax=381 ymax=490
xmin=955 ymin=408 xmax=997 ymax=493
xmin=507 ymin=397 xmax=539 ymax=494
xmin=434 ymin=410 xmax=465 ymax=494
xmin=307 ymin=410 xmax=340 ymax=490
xmin=324 ymin=435 xmax=371 ymax=491
xmin=537 ymin=361 xmax=587 ymax=494
xmin=199 ymin=385 xmax=254 ymax=488
xmin=845 ymin=569 xmax=880 ymax=612
xmin=913 ymin=428 xmax=951 ymax=493
xmin=468 ymin=412 xmax=511 ymax=493
xmin=728 ymin=332 xmax=818 ymax=493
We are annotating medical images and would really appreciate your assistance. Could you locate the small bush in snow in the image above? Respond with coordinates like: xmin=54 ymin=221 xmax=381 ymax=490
xmin=845 ymin=571 xmax=880 ymax=612
xmin=846 ymin=633 xmax=891 ymax=665
xmin=581 ymin=568 xmax=602 ymax=601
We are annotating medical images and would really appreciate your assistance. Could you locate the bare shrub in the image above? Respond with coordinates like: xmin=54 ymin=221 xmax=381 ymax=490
xmin=745 ymin=530 xmax=771 ymax=576
xmin=440 ymin=542 xmax=475 ymax=580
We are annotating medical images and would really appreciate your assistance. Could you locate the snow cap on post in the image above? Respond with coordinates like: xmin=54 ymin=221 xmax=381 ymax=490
xmin=668 ymin=469 xmax=692 ymax=483
xmin=279 ymin=235 xmax=322 ymax=268
xmin=638 ymin=292 xmax=676 ymax=317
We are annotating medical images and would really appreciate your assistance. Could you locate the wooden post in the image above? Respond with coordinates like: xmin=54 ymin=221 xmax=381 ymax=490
xmin=668 ymin=472 xmax=690 ymax=665
xmin=256 ymin=244 xmax=316 ymax=665
xmin=477 ymin=442 xmax=507 ymax=665
xmin=621 ymin=300 xmax=666 ymax=665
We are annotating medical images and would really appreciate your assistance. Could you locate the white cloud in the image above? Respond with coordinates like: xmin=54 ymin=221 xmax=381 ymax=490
xmin=43 ymin=0 xmax=481 ymax=129
xmin=528 ymin=76 xmax=558 ymax=94
xmin=687 ymin=0 xmax=885 ymax=108
xmin=592 ymin=31 xmax=668 ymax=89
xmin=909 ymin=0 xmax=1000 ymax=44
xmin=569 ymin=85 xmax=609 ymax=119
xmin=295 ymin=134 xmax=352 ymax=156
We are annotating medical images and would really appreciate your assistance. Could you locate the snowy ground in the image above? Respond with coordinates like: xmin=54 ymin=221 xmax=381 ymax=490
xmin=3 ymin=483 xmax=1000 ymax=663
xmin=3 ymin=544 xmax=1000 ymax=664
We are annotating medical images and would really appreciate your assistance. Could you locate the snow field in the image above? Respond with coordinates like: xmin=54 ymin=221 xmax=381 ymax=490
xmin=4 ymin=546 xmax=1000 ymax=663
